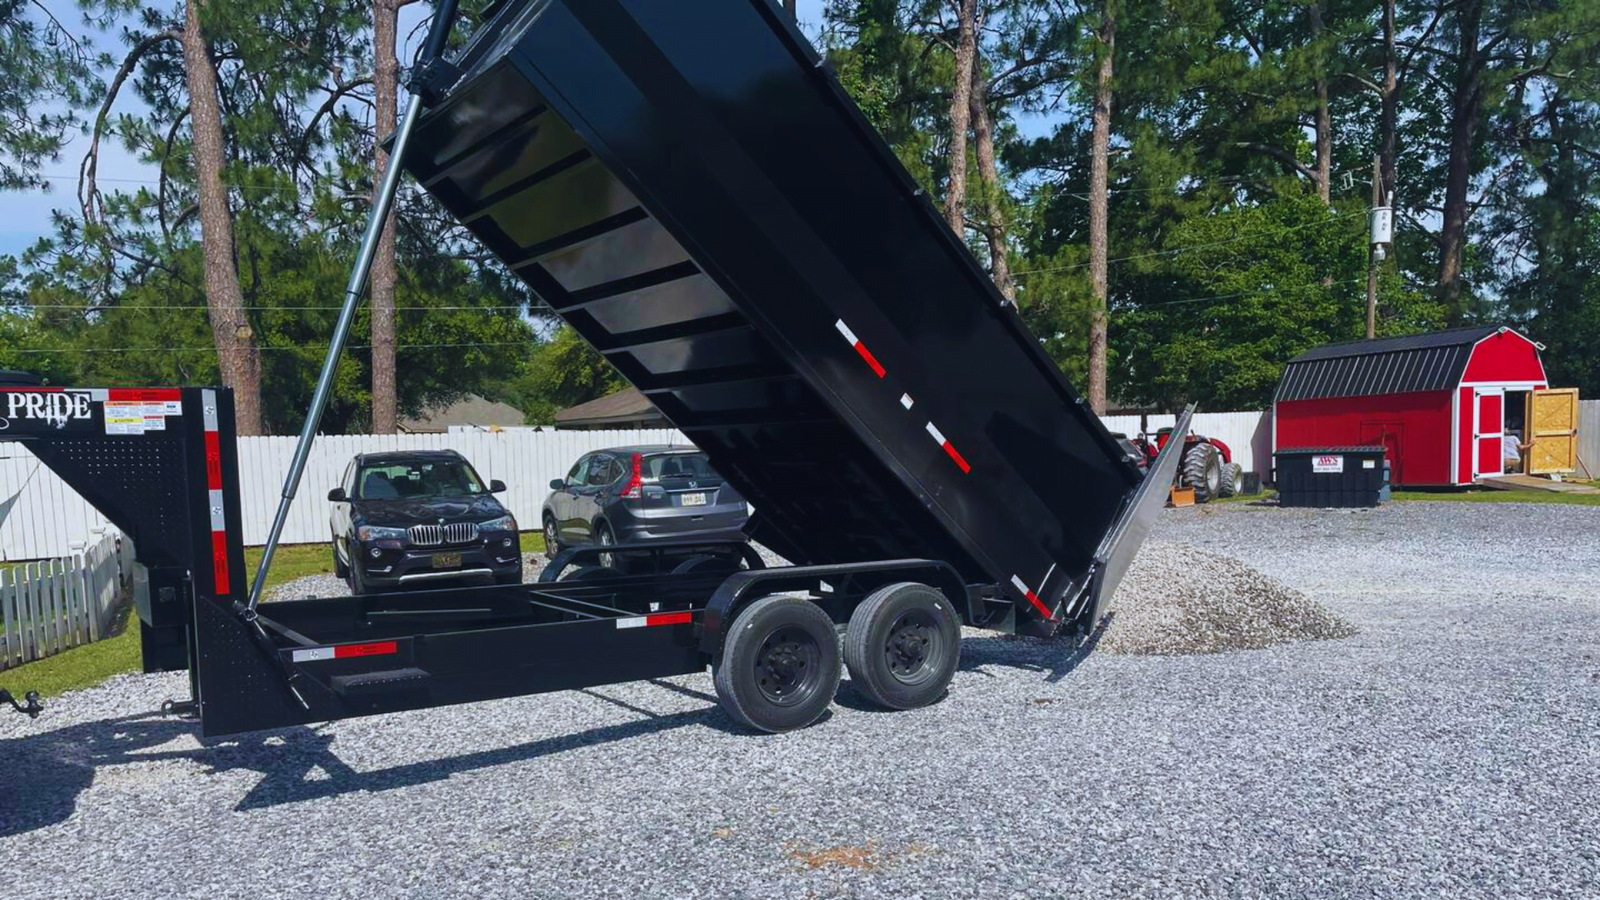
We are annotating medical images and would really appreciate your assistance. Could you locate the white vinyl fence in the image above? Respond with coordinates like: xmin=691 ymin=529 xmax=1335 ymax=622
xmin=234 ymin=428 xmax=686 ymax=547
xmin=1579 ymin=400 xmax=1600 ymax=480
xmin=3 ymin=413 xmax=1286 ymax=561
xmin=0 ymin=528 xmax=132 ymax=670
xmin=1101 ymin=410 xmax=1273 ymax=476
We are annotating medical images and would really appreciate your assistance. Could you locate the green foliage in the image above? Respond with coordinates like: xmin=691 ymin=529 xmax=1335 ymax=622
xmin=498 ymin=326 xmax=626 ymax=425
xmin=0 ymin=0 xmax=105 ymax=190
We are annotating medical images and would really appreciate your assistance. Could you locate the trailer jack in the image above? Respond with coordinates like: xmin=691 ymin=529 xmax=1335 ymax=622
xmin=1 ymin=689 xmax=43 ymax=719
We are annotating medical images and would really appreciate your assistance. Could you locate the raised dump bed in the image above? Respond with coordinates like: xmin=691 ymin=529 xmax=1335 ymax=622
xmin=0 ymin=0 xmax=1189 ymax=739
xmin=405 ymin=0 xmax=1153 ymax=628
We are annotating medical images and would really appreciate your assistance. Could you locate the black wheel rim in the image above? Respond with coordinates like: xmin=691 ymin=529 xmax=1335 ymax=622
xmin=753 ymin=626 xmax=824 ymax=707
xmin=883 ymin=610 xmax=943 ymax=685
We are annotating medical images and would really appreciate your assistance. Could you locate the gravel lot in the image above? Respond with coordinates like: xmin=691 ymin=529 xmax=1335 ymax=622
xmin=4 ymin=501 xmax=1598 ymax=899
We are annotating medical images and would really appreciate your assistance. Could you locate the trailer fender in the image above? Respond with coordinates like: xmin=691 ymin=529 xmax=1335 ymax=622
xmin=698 ymin=560 xmax=969 ymax=657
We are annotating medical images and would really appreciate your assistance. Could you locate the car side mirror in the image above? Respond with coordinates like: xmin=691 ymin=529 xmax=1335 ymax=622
xmin=327 ymin=487 xmax=347 ymax=502
xmin=549 ymin=478 xmax=565 ymax=490
xmin=489 ymin=479 xmax=507 ymax=493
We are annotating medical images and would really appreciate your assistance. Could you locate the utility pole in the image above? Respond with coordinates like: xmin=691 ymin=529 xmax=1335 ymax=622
xmin=1365 ymin=154 xmax=1392 ymax=339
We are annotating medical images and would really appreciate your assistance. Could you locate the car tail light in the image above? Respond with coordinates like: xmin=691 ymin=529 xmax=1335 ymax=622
xmin=619 ymin=452 xmax=643 ymax=499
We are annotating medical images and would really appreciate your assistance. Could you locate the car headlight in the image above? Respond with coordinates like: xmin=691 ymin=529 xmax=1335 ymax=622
xmin=481 ymin=514 xmax=517 ymax=532
xmin=356 ymin=525 xmax=408 ymax=541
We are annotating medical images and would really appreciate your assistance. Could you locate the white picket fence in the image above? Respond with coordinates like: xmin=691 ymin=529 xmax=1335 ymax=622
xmin=0 ymin=528 xmax=132 ymax=670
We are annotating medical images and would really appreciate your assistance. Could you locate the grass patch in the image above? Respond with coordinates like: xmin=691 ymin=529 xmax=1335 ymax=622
xmin=1390 ymin=488 xmax=1600 ymax=506
xmin=3 ymin=532 xmax=550 ymax=697
xmin=1 ymin=604 xmax=143 ymax=699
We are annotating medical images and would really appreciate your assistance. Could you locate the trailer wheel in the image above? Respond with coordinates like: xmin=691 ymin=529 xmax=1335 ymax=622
xmin=1218 ymin=462 xmax=1243 ymax=498
xmin=843 ymin=582 xmax=960 ymax=710
xmin=713 ymin=595 xmax=841 ymax=733
xmin=1182 ymin=442 xmax=1223 ymax=503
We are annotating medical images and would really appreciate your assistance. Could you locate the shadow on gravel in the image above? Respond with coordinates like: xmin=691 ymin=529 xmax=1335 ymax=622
xmin=1 ymin=686 xmax=741 ymax=835
xmin=956 ymin=612 xmax=1111 ymax=684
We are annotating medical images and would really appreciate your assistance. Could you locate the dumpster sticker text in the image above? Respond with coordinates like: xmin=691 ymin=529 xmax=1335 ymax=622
xmin=1313 ymin=455 xmax=1344 ymax=473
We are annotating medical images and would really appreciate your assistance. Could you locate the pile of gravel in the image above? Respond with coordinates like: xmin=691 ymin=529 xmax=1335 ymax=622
xmin=1096 ymin=541 xmax=1355 ymax=655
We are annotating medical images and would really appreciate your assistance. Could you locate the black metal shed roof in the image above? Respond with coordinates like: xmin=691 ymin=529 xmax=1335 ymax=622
xmin=1275 ymin=326 xmax=1499 ymax=403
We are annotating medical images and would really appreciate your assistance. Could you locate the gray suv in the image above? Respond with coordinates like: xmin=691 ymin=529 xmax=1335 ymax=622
xmin=541 ymin=445 xmax=749 ymax=561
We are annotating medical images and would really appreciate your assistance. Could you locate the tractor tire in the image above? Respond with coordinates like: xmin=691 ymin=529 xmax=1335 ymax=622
xmin=1182 ymin=442 xmax=1223 ymax=503
xmin=1218 ymin=462 xmax=1243 ymax=498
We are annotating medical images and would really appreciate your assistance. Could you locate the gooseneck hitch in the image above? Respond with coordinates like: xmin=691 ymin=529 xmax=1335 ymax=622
xmin=1 ymin=689 xmax=43 ymax=719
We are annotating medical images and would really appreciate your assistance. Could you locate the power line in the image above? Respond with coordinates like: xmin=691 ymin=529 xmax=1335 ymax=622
xmin=12 ymin=303 xmax=530 ymax=312
xmin=1011 ymin=210 xmax=1366 ymax=279
xmin=1120 ymin=276 xmax=1367 ymax=311
xmin=3 ymin=340 xmax=535 ymax=355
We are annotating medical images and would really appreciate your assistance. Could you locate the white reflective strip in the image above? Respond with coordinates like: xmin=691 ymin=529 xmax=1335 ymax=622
xmin=616 ymin=616 xmax=647 ymax=629
xmin=925 ymin=422 xmax=946 ymax=445
xmin=292 ymin=647 xmax=335 ymax=662
xmin=87 ymin=389 xmax=108 ymax=402
xmin=1041 ymin=562 xmax=1057 ymax=587
xmin=201 ymin=388 xmax=218 ymax=432
xmin=834 ymin=319 xmax=859 ymax=345
xmin=900 ymin=393 xmax=914 ymax=410
xmin=209 ymin=489 xmax=227 ymax=531
xmin=1009 ymin=574 xmax=1031 ymax=595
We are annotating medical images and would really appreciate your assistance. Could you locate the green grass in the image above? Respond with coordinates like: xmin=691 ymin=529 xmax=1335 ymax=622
xmin=2 ymin=532 xmax=547 ymax=697
xmin=1390 ymin=488 xmax=1600 ymax=506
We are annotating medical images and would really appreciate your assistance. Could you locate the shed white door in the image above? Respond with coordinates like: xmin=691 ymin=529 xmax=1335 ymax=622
xmin=1473 ymin=389 xmax=1505 ymax=479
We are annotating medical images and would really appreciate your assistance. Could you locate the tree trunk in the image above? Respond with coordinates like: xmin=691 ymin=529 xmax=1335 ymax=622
xmin=1309 ymin=2 xmax=1330 ymax=204
xmin=1086 ymin=5 xmax=1114 ymax=416
xmin=944 ymin=0 xmax=977 ymax=236
xmin=1438 ymin=0 xmax=1482 ymax=318
xmin=182 ymin=0 xmax=263 ymax=435
xmin=370 ymin=0 xmax=399 ymax=434
xmin=784 ymin=0 xmax=796 ymax=19
xmin=969 ymin=62 xmax=1014 ymax=301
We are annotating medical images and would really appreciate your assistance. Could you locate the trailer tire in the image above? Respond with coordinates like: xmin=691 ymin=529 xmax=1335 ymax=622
xmin=1218 ymin=462 xmax=1243 ymax=498
xmin=843 ymin=582 xmax=960 ymax=711
xmin=713 ymin=595 xmax=841 ymax=733
xmin=1182 ymin=442 xmax=1223 ymax=503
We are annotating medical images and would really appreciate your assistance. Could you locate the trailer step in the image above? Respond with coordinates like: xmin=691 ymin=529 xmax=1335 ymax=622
xmin=330 ymin=668 xmax=432 ymax=698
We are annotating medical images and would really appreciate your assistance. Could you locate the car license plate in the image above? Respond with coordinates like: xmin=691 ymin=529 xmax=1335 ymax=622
xmin=681 ymin=492 xmax=707 ymax=507
xmin=432 ymin=552 xmax=462 ymax=568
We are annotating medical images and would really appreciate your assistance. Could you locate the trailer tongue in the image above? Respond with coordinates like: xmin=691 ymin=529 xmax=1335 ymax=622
xmin=0 ymin=0 xmax=1189 ymax=737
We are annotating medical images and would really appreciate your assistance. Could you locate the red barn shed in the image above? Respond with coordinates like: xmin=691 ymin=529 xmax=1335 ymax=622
xmin=1274 ymin=326 xmax=1548 ymax=486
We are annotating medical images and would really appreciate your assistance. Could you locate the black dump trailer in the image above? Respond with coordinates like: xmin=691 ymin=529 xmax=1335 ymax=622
xmin=0 ymin=0 xmax=1189 ymax=737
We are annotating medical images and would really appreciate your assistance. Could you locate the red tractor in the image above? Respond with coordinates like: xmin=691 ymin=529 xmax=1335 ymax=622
xmin=1117 ymin=428 xmax=1242 ymax=503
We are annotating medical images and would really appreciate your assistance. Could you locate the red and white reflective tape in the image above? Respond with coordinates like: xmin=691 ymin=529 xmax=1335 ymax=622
xmin=834 ymin=319 xmax=886 ymax=379
xmin=1009 ymin=574 xmax=1054 ymax=619
xmin=292 ymin=640 xmax=399 ymax=663
xmin=616 ymin=611 xmax=693 ymax=629
xmin=924 ymin=422 xmax=972 ymax=474
xmin=201 ymin=389 xmax=231 ymax=595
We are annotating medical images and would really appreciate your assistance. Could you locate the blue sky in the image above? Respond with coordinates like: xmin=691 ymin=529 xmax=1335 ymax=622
xmin=0 ymin=0 xmax=833 ymax=259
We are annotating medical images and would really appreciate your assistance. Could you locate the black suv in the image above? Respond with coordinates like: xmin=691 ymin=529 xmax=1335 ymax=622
xmin=329 ymin=450 xmax=521 ymax=594
xmin=541 ymin=445 xmax=748 ymax=563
